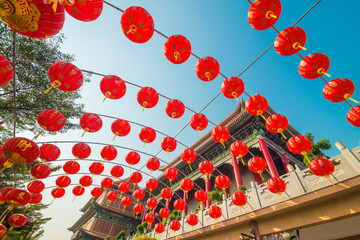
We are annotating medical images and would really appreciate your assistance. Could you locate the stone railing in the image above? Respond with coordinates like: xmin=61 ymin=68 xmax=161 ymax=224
xmin=127 ymin=143 xmax=360 ymax=240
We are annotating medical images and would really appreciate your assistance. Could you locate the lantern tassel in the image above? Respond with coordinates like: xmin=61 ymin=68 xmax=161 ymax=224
xmin=49 ymin=198 xmax=55 ymax=205
xmin=260 ymin=114 xmax=267 ymax=120
xmin=81 ymin=130 xmax=86 ymax=137
xmin=186 ymin=191 xmax=188 ymax=199
xmin=135 ymin=214 xmax=137 ymax=220
xmin=23 ymin=206 xmax=29 ymax=214
xmin=112 ymin=134 xmax=117 ymax=141
xmin=0 ymin=210 xmax=9 ymax=224
xmin=269 ymin=13 xmax=277 ymax=19
xmin=240 ymin=157 xmax=245 ymax=166
xmin=302 ymin=152 xmax=311 ymax=165
xmin=149 ymin=191 xmax=152 ymax=196
xmin=220 ymin=140 xmax=226 ymax=149
xmin=107 ymin=201 xmax=110 ymax=207
xmin=323 ymin=72 xmax=331 ymax=77
xmin=280 ymin=132 xmax=287 ymax=140
xmin=133 ymin=183 xmax=135 ymax=191
xmin=232 ymin=92 xmax=239 ymax=101
xmin=72 ymin=196 xmax=76 ymax=202
xmin=119 ymin=192 xmax=123 ymax=199
xmin=44 ymin=85 xmax=53 ymax=94
xmin=123 ymin=206 xmax=125 ymax=212
xmin=278 ymin=193 xmax=286 ymax=201
xmin=198 ymin=130 xmax=201 ymax=136
xmin=348 ymin=98 xmax=359 ymax=103
xmin=91 ymin=197 xmax=94 ymax=203
xmin=191 ymin=225 xmax=193 ymax=233
xmin=34 ymin=131 xmax=42 ymax=140
xmin=188 ymin=162 xmax=193 ymax=171
xmin=258 ymin=172 xmax=264 ymax=181
xmin=166 ymin=151 xmax=169 ymax=158
xmin=129 ymin=165 xmax=132 ymax=173
xmin=328 ymin=178 xmax=336 ymax=188
xmin=169 ymin=180 xmax=172 ymax=188
xmin=103 ymin=96 xmax=107 ymax=102
xmin=143 ymin=142 xmax=145 ymax=148
xmin=239 ymin=206 xmax=242 ymax=215
xmin=150 ymin=170 xmax=152 ymax=177
xmin=0 ymin=167 xmax=6 ymax=174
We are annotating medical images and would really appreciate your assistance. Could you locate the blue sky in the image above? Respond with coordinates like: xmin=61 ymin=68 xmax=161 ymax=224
xmin=33 ymin=0 xmax=360 ymax=239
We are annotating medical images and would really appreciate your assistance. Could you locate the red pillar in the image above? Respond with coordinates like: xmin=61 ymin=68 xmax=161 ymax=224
xmin=252 ymin=172 xmax=262 ymax=185
xmin=231 ymin=155 xmax=243 ymax=187
xmin=141 ymin=207 xmax=147 ymax=223
xmin=149 ymin=208 xmax=155 ymax=228
xmin=280 ymin=151 xmax=289 ymax=173
xmin=205 ymin=175 xmax=211 ymax=208
xmin=166 ymin=197 xmax=171 ymax=209
xmin=258 ymin=137 xmax=279 ymax=178
xmin=183 ymin=191 xmax=188 ymax=215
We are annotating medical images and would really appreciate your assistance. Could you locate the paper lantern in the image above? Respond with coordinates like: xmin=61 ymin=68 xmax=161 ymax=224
xmin=101 ymin=145 xmax=117 ymax=161
xmin=194 ymin=190 xmax=207 ymax=206
xmin=181 ymin=148 xmax=197 ymax=170
xmin=79 ymin=175 xmax=93 ymax=187
xmin=27 ymin=180 xmax=45 ymax=194
xmin=37 ymin=109 xmax=66 ymax=132
xmin=29 ymin=193 xmax=42 ymax=204
xmin=189 ymin=113 xmax=208 ymax=135
xmin=267 ymin=177 xmax=286 ymax=198
xmin=56 ymin=176 xmax=71 ymax=188
xmin=347 ymin=105 xmax=360 ymax=127
xmin=195 ymin=56 xmax=220 ymax=81
xmin=91 ymin=187 xmax=103 ymax=201
xmin=199 ymin=161 xmax=214 ymax=178
xmin=106 ymin=191 xmax=118 ymax=205
xmin=159 ymin=208 xmax=171 ymax=220
xmin=72 ymin=185 xmax=85 ymax=199
xmin=323 ymin=78 xmax=355 ymax=102
xmin=186 ymin=214 xmax=198 ymax=229
xmin=215 ymin=175 xmax=231 ymax=193
xmin=248 ymin=0 xmax=282 ymax=30
xmin=173 ymin=199 xmax=186 ymax=212
xmin=7 ymin=214 xmax=27 ymax=231
xmin=0 ymin=224 xmax=5 ymax=239
xmin=5 ymin=189 xmax=31 ymax=210
xmin=165 ymin=99 xmax=185 ymax=120
xmin=309 ymin=158 xmax=335 ymax=178
xmin=146 ymin=178 xmax=158 ymax=195
xmin=39 ymin=144 xmax=60 ymax=162
xmin=51 ymin=187 xmax=65 ymax=200
xmin=230 ymin=141 xmax=248 ymax=165
xmin=31 ymin=163 xmax=51 ymax=179
xmin=121 ymin=196 xmax=132 ymax=212
xmin=266 ymin=114 xmax=289 ymax=139
xmin=274 ymin=26 xmax=307 ymax=56
xmin=0 ymin=187 xmax=14 ymax=204
xmin=0 ymin=0 xmax=65 ymax=40
xmin=146 ymin=157 xmax=160 ymax=175
xmin=287 ymin=135 xmax=312 ymax=163
xmin=72 ymin=142 xmax=91 ymax=159
xmin=121 ymin=6 xmax=154 ymax=43
xmin=145 ymin=212 xmax=155 ymax=224
xmin=133 ymin=189 xmax=145 ymax=203
xmin=161 ymin=137 xmax=177 ymax=156
xmin=46 ymin=62 xmax=83 ymax=93
xmin=80 ymin=113 xmax=103 ymax=136
xmin=245 ymin=94 xmax=269 ymax=119
xmin=221 ymin=77 xmax=245 ymax=100
xmin=139 ymin=127 xmax=156 ymax=146
xmin=110 ymin=165 xmax=124 ymax=178
xmin=100 ymin=75 xmax=126 ymax=101
xmin=101 ymin=177 xmax=114 ymax=189
xmin=170 ymin=220 xmax=181 ymax=232
xmin=125 ymin=151 xmax=140 ymax=169
xmin=155 ymin=223 xmax=165 ymax=234
xmin=1 ymin=137 xmax=40 ymax=169
xmin=137 ymin=87 xmax=159 ymax=109
xmin=63 ymin=161 xmax=80 ymax=174
xmin=147 ymin=197 xmax=158 ymax=209
xmin=164 ymin=35 xmax=191 ymax=64
xmin=0 ymin=54 xmax=14 ymax=87
xmin=231 ymin=191 xmax=247 ymax=213
xmin=180 ymin=178 xmax=193 ymax=199
xmin=129 ymin=172 xmax=142 ymax=188
xmin=299 ymin=53 xmax=330 ymax=79
xmin=211 ymin=126 xmax=230 ymax=148
xmin=134 ymin=203 xmax=144 ymax=219
xmin=164 ymin=167 xmax=178 ymax=185
xmin=118 ymin=182 xmax=130 ymax=197
xmin=248 ymin=157 xmax=267 ymax=180
xmin=64 ymin=0 xmax=103 ymax=22
xmin=161 ymin=188 xmax=173 ymax=203
xmin=209 ymin=205 xmax=222 ymax=223
xmin=89 ymin=162 xmax=104 ymax=175
xmin=111 ymin=119 xmax=131 ymax=140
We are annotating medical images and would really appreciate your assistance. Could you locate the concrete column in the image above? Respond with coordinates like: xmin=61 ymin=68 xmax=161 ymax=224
xmin=279 ymin=150 xmax=290 ymax=173
xmin=231 ymin=155 xmax=243 ymax=187
xmin=205 ymin=175 xmax=211 ymax=208
xmin=252 ymin=172 xmax=262 ymax=185
xmin=258 ymin=136 xmax=279 ymax=177
xmin=249 ymin=220 xmax=261 ymax=240
xmin=183 ymin=191 xmax=188 ymax=215
xmin=222 ymin=193 xmax=229 ymax=219
xmin=335 ymin=142 xmax=360 ymax=171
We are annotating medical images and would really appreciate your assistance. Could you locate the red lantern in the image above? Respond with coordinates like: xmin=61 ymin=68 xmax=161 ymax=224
xmin=161 ymin=137 xmax=177 ymax=156
xmin=56 ymin=176 xmax=71 ymax=188
xmin=231 ymin=192 xmax=247 ymax=212
xmin=80 ymin=113 xmax=103 ymax=136
xmin=5 ymin=189 xmax=31 ymax=210
xmin=287 ymin=135 xmax=312 ymax=163
xmin=72 ymin=185 xmax=85 ymax=198
xmin=164 ymin=35 xmax=191 ymax=64
xmin=159 ymin=208 xmax=171 ymax=220
xmin=147 ymin=197 xmax=158 ymax=210
xmin=266 ymin=114 xmax=289 ymax=139
xmin=89 ymin=162 xmax=104 ymax=175
xmin=63 ymin=161 xmax=80 ymax=174
xmin=195 ymin=56 xmax=220 ymax=81
xmin=309 ymin=158 xmax=335 ymax=178
xmin=29 ymin=193 xmax=42 ymax=205
xmin=299 ymin=53 xmax=330 ymax=79
xmin=161 ymin=188 xmax=173 ymax=203
xmin=173 ymin=199 xmax=186 ymax=212
xmin=31 ymin=163 xmax=51 ymax=179
xmin=121 ymin=6 xmax=154 ymax=44
xmin=181 ymin=148 xmax=197 ymax=170
xmin=199 ymin=161 xmax=214 ymax=178
xmin=323 ymin=78 xmax=355 ymax=102
xmin=146 ymin=158 xmax=160 ymax=175
xmin=221 ymin=77 xmax=245 ymax=100
xmin=1 ymin=137 xmax=40 ymax=168
xmin=194 ymin=190 xmax=207 ymax=206
xmin=110 ymin=165 xmax=124 ymax=178
xmin=189 ymin=113 xmax=208 ymax=135
xmin=164 ymin=167 xmax=178 ymax=185
xmin=146 ymin=178 xmax=158 ymax=194
xmin=180 ymin=178 xmax=193 ymax=199
xmin=47 ymin=62 xmax=83 ymax=92
xmin=111 ymin=119 xmax=131 ymax=140
xmin=245 ymin=94 xmax=269 ymax=119
xmin=37 ymin=109 xmax=66 ymax=132
xmin=134 ymin=203 xmax=144 ymax=218
xmin=0 ymin=187 xmax=14 ymax=204
xmin=133 ymin=189 xmax=145 ymax=202
xmin=27 ymin=180 xmax=45 ymax=194
xmin=170 ymin=220 xmax=181 ymax=232
xmin=211 ymin=126 xmax=230 ymax=148
xmin=209 ymin=205 xmax=222 ymax=223
xmin=51 ymin=187 xmax=65 ymax=199
xmin=248 ymin=0 xmax=282 ymax=30
xmin=64 ymin=0 xmax=103 ymax=22
xmin=145 ymin=212 xmax=155 ymax=224
xmin=40 ymin=144 xmax=60 ymax=162
xmin=129 ymin=172 xmax=142 ymax=188
xmin=0 ymin=54 xmax=14 ymax=87
xmin=101 ymin=177 xmax=114 ymax=189
xmin=100 ymin=75 xmax=127 ymax=101
xmin=165 ymin=99 xmax=185 ymax=120
xmin=0 ymin=224 xmax=5 ymax=239
xmin=1 ymin=0 xmax=65 ymax=40
xmin=121 ymin=196 xmax=132 ymax=212
xmin=72 ymin=142 xmax=91 ymax=159
xmin=274 ymin=26 xmax=307 ymax=56
xmin=106 ymin=191 xmax=118 ymax=205
xmin=215 ymin=175 xmax=231 ymax=192
xmin=186 ymin=214 xmax=198 ymax=229
xmin=79 ymin=175 xmax=93 ymax=187
xmin=118 ymin=182 xmax=130 ymax=197
xmin=139 ymin=127 xmax=157 ymax=146
xmin=155 ymin=223 xmax=165 ymax=234
xmin=91 ymin=187 xmax=103 ymax=201
xmin=267 ymin=177 xmax=286 ymax=197
xmin=248 ymin=157 xmax=267 ymax=180
xmin=230 ymin=141 xmax=248 ymax=165
xmin=125 ymin=151 xmax=140 ymax=169
xmin=7 ymin=214 xmax=27 ymax=231
xmin=101 ymin=145 xmax=117 ymax=161
xmin=347 ymin=105 xmax=360 ymax=127
xmin=137 ymin=87 xmax=159 ymax=109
